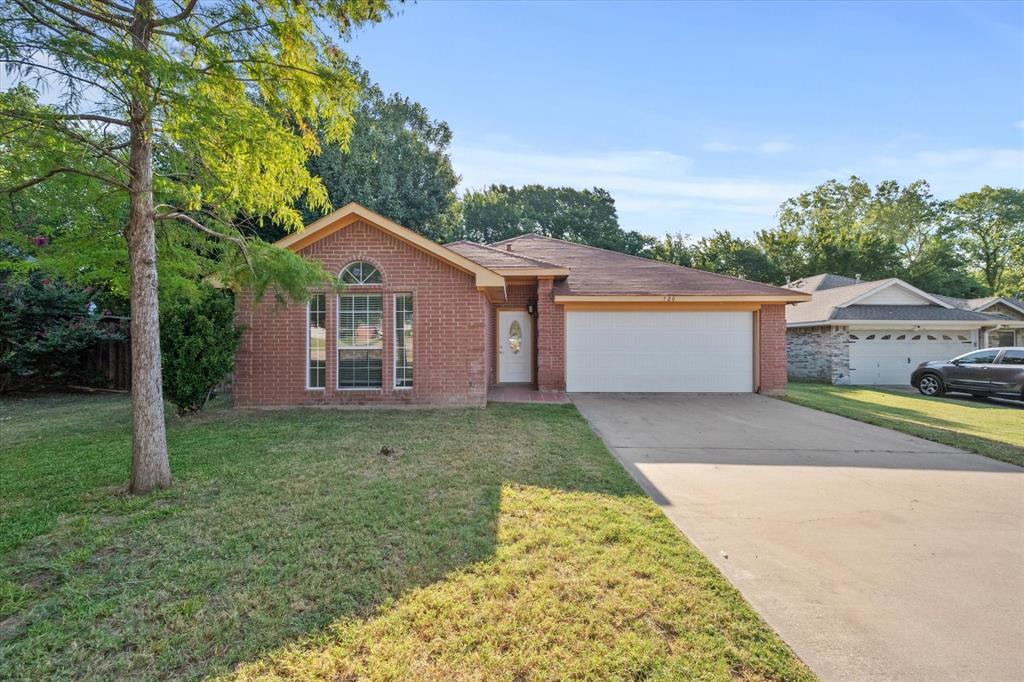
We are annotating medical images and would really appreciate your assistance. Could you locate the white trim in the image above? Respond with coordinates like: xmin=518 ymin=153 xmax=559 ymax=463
xmin=393 ymin=293 xmax=413 ymax=390
xmin=788 ymin=320 xmax=1024 ymax=330
xmin=274 ymin=202 xmax=506 ymax=289
xmin=838 ymin=279 xmax=953 ymax=309
xmin=554 ymin=293 xmax=810 ymax=303
xmin=305 ymin=293 xmax=326 ymax=390
xmin=974 ymin=297 xmax=1024 ymax=316
xmin=337 ymin=292 xmax=384 ymax=390
xmin=339 ymin=261 xmax=383 ymax=286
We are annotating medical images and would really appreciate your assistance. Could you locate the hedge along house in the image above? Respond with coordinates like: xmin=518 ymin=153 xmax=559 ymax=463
xmin=233 ymin=204 xmax=810 ymax=407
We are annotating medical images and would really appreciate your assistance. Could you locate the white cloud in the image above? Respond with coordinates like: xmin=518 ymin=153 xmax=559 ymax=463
xmin=452 ymin=146 xmax=802 ymax=235
xmin=869 ymin=147 xmax=1024 ymax=191
xmin=451 ymin=142 xmax=1024 ymax=238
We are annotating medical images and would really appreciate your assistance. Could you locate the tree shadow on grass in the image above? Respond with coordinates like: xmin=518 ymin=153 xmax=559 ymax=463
xmin=0 ymin=400 xmax=808 ymax=681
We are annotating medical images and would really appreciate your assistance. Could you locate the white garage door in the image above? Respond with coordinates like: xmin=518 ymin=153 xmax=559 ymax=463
xmin=565 ymin=311 xmax=753 ymax=392
xmin=848 ymin=330 xmax=975 ymax=385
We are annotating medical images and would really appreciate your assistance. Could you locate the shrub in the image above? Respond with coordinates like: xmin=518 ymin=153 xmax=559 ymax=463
xmin=0 ymin=276 xmax=121 ymax=392
xmin=160 ymin=286 xmax=243 ymax=414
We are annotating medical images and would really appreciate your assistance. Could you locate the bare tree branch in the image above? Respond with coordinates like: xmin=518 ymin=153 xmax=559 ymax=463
xmin=1 ymin=166 xmax=129 ymax=195
xmin=155 ymin=209 xmax=254 ymax=268
xmin=57 ymin=113 xmax=131 ymax=127
xmin=154 ymin=0 xmax=199 ymax=26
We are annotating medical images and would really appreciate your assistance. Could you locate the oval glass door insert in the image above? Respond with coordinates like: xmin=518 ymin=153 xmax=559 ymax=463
xmin=508 ymin=320 xmax=522 ymax=353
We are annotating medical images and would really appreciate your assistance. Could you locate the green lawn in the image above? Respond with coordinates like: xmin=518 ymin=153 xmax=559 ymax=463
xmin=0 ymin=395 xmax=812 ymax=681
xmin=781 ymin=383 xmax=1024 ymax=467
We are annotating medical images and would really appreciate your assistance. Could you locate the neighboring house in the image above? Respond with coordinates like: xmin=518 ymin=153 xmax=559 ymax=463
xmin=784 ymin=273 xmax=1024 ymax=385
xmin=234 ymin=203 xmax=809 ymax=407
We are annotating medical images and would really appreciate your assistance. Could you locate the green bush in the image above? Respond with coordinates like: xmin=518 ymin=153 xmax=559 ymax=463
xmin=0 ymin=275 xmax=122 ymax=392
xmin=160 ymin=286 xmax=243 ymax=414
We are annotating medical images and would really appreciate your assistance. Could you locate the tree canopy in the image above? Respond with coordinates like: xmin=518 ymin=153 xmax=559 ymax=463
xmin=1 ymin=0 xmax=394 ymax=492
xmin=455 ymin=184 xmax=655 ymax=255
xmin=648 ymin=178 xmax=1013 ymax=298
xmin=302 ymin=67 xmax=460 ymax=243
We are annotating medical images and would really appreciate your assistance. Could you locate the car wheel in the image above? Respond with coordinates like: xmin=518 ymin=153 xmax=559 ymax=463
xmin=917 ymin=374 xmax=944 ymax=397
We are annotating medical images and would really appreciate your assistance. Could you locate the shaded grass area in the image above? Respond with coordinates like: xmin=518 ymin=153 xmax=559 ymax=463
xmin=781 ymin=383 xmax=1024 ymax=467
xmin=0 ymin=395 xmax=812 ymax=681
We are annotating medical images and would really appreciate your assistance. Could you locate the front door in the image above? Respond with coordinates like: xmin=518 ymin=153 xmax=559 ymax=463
xmin=498 ymin=309 xmax=532 ymax=384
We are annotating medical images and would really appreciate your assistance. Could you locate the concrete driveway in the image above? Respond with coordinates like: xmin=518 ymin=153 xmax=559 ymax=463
xmin=573 ymin=393 xmax=1024 ymax=681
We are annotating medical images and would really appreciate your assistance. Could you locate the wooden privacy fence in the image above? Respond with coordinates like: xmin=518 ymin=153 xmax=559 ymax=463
xmin=81 ymin=316 xmax=131 ymax=391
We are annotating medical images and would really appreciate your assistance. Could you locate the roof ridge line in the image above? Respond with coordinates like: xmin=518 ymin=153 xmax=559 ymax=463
xmin=491 ymin=232 xmax=798 ymax=294
xmin=454 ymin=240 xmax=561 ymax=267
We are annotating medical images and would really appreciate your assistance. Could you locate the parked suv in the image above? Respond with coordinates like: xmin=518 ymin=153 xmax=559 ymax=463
xmin=911 ymin=347 xmax=1024 ymax=400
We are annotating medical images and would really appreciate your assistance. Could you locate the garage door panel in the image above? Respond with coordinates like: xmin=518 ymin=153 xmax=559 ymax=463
xmin=566 ymin=311 xmax=753 ymax=392
xmin=848 ymin=330 xmax=975 ymax=385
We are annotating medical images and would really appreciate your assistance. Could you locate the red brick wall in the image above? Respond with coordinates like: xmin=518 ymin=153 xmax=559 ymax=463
xmin=234 ymin=220 xmax=489 ymax=407
xmin=536 ymin=278 xmax=566 ymax=391
xmin=759 ymin=303 xmax=788 ymax=394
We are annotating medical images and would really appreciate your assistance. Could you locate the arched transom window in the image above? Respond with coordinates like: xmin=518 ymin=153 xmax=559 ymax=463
xmin=340 ymin=261 xmax=382 ymax=285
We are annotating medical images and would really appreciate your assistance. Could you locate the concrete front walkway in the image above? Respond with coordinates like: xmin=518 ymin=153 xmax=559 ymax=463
xmin=573 ymin=393 xmax=1024 ymax=682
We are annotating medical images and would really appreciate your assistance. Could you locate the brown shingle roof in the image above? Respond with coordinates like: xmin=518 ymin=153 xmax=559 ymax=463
xmin=444 ymin=241 xmax=560 ymax=269
xmin=489 ymin=234 xmax=802 ymax=298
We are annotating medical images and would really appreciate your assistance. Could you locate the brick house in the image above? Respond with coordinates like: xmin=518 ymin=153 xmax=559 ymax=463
xmin=234 ymin=204 xmax=809 ymax=407
xmin=784 ymin=273 xmax=1024 ymax=385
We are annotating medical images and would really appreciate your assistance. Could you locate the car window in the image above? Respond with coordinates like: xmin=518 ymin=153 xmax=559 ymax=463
xmin=956 ymin=350 xmax=999 ymax=364
xmin=999 ymin=350 xmax=1024 ymax=365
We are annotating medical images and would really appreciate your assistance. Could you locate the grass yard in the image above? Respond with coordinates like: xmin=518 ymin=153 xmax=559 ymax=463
xmin=781 ymin=383 xmax=1024 ymax=467
xmin=0 ymin=394 xmax=812 ymax=681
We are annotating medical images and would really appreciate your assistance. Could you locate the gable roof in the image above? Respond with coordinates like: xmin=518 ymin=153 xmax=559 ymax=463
xmin=273 ymin=203 xmax=504 ymax=289
xmin=786 ymin=274 xmax=1019 ymax=326
xmin=964 ymin=296 xmax=1024 ymax=316
xmin=489 ymin=233 xmax=809 ymax=301
xmin=838 ymin=278 xmax=953 ymax=309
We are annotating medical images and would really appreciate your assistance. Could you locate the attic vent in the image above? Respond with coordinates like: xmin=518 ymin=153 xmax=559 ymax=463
xmin=506 ymin=244 xmax=512 ymax=252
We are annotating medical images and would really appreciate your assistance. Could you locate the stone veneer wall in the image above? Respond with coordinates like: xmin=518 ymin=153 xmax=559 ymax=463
xmin=786 ymin=326 xmax=851 ymax=384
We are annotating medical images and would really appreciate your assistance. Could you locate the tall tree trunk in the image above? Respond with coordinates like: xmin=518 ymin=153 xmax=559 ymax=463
xmin=127 ymin=0 xmax=170 ymax=494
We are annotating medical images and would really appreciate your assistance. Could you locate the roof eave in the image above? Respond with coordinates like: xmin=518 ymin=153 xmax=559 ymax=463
xmin=555 ymin=293 xmax=812 ymax=304
xmin=493 ymin=267 xmax=570 ymax=277
xmin=273 ymin=203 xmax=505 ymax=289
xmin=787 ymin=319 xmax=1023 ymax=329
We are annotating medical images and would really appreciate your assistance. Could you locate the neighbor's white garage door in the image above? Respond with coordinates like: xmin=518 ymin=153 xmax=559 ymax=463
xmin=848 ymin=330 xmax=975 ymax=385
xmin=565 ymin=311 xmax=753 ymax=392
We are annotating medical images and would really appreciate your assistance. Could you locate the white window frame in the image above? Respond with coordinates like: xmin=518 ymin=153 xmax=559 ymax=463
xmin=337 ymin=293 xmax=384 ymax=391
xmin=306 ymin=293 xmax=326 ymax=390
xmin=339 ymin=261 xmax=383 ymax=286
xmin=393 ymin=293 xmax=413 ymax=390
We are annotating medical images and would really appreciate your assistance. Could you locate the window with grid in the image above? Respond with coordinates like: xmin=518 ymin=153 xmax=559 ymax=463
xmin=394 ymin=294 xmax=413 ymax=388
xmin=307 ymin=294 xmax=326 ymax=389
xmin=338 ymin=294 xmax=383 ymax=388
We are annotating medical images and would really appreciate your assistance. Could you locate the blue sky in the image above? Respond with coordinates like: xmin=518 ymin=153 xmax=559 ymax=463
xmin=345 ymin=0 xmax=1024 ymax=238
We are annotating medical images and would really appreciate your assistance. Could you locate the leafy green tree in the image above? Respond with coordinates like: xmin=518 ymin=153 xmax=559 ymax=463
xmin=457 ymin=184 xmax=653 ymax=254
xmin=947 ymin=186 xmax=1024 ymax=295
xmin=754 ymin=225 xmax=805 ymax=283
xmin=862 ymin=180 xmax=981 ymax=296
xmin=0 ymin=0 xmax=393 ymax=492
xmin=302 ymin=70 xmax=459 ymax=243
xmin=649 ymin=232 xmax=693 ymax=267
xmin=774 ymin=176 xmax=900 ymax=281
xmin=0 ymin=275 xmax=121 ymax=393
xmin=689 ymin=231 xmax=781 ymax=283
xmin=160 ymin=286 xmax=243 ymax=415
